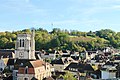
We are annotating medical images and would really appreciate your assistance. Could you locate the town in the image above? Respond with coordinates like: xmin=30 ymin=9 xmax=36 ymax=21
xmin=0 ymin=29 xmax=120 ymax=80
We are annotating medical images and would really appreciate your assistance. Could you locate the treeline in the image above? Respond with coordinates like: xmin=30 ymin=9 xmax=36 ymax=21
xmin=0 ymin=28 xmax=120 ymax=52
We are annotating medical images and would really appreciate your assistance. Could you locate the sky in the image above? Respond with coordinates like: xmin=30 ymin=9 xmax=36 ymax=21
xmin=0 ymin=0 xmax=120 ymax=32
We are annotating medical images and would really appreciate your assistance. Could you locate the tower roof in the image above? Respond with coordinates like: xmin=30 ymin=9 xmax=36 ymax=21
xmin=17 ymin=34 xmax=31 ymax=37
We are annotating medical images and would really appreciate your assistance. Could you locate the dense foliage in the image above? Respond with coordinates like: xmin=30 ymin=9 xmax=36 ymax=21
xmin=0 ymin=28 xmax=120 ymax=52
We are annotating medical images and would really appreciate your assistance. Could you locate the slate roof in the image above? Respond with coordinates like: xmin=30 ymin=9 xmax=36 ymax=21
xmin=51 ymin=58 xmax=64 ymax=65
xmin=35 ymin=51 xmax=41 ymax=60
xmin=62 ymin=54 xmax=70 ymax=57
xmin=31 ymin=77 xmax=38 ymax=80
xmin=115 ymin=56 xmax=120 ymax=60
xmin=17 ymin=60 xmax=47 ymax=68
xmin=71 ymin=56 xmax=79 ymax=61
xmin=104 ymin=61 xmax=115 ymax=66
xmin=64 ymin=62 xmax=94 ymax=73
xmin=0 ymin=49 xmax=14 ymax=58
xmin=14 ymin=59 xmax=35 ymax=70
xmin=43 ymin=77 xmax=54 ymax=80
xmin=7 ymin=58 xmax=14 ymax=65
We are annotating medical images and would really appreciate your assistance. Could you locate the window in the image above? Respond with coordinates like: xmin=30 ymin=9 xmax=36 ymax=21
xmin=24 ymin=78 xmax=28 ymax=80
xmin=22 ymin=39 xmax=24 ymax=47
xmin=25 ymin=66 xmax=28 ymax=74
xmin=0 ymin=68 xmax=3 ymax=71
xmin=20 ymin=39 xmax=22 ymax=47
xmin=16 ymin=72 xmax=18 ymax=76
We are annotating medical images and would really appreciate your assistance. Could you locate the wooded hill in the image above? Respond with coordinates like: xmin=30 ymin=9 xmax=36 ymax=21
xmin=0 ymin=28 xmax=119 ymax=52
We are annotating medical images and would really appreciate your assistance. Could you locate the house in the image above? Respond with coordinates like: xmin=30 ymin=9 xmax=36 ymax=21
xmin=70 ymin=51 xmax=80 ymax=61
xmin=80 ymin=51 xmax=89 ymax=60
xmin=0 ymin=58 xmax=9 ymax=72
xmin=40 ymin=50 xmax=56 ymax=60
xmin=55 ymin=50 xmax=70 ymax=58
xmin=101 ymin=67 xmax=117 ymax=79
xmin=103 ymin=61 xmax=116 ymax=68
xmin=64 ymin=62 xmax=94 ymax=79
xmin=12 ymin=30 xmax=52 ymax=80
xmin=7 ymin=58 xmax=14 ymax=71
xmin=0 ymin=49 xmax=15 ymax=59
xmin=17 ymin=60 xmax=51 ymax=80
xmin=51 ymin=58 xmax=72 ymax=72
xmin=91 ymin=54 xmax=107 ymax=64
xmin=87 ymin=50 xmax=98 ymax=59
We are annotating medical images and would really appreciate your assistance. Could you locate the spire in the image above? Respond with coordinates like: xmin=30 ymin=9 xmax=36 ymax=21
xmin=31 ymin=28 xmax=35 ymax=37
xmin=31 ymin=28 xmax=35 ymax=59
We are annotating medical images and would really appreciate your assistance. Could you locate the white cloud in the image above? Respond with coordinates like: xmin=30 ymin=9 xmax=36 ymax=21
xmin=25 ymin=0 xmax=30 ymax=3
xmin=112 ymin=5 xmax=120 ymax=9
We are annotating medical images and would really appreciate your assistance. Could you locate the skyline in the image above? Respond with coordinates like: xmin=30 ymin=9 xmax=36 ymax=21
xmin=0 ymin=0 xmax=120 ymax=32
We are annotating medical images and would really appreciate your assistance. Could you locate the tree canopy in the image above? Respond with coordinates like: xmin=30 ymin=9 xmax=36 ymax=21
xmin=0 ymin=28 xmax=119 ymax=52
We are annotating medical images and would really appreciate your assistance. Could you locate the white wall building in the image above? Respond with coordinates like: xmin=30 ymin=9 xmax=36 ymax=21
xmin=15 ymin=30 xmax=35 ymax=59
xmin=101 ymin=67 xmax=117 ymax=79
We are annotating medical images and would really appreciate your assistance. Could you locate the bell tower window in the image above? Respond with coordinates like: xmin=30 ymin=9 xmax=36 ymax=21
xmin=22 ymin=39 xmax=24 ymax=47
xmin=20 ymin=39 xmax=22 ymax=47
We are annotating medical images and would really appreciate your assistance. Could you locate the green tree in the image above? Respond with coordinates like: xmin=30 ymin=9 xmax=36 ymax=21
xmin=59 ymin=72 xmax=77 ymax=80
xmin=0 ymin=37 xmax=9 ymax=48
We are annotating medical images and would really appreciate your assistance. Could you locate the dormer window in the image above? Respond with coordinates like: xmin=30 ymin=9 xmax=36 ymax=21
xmin=7 ymin=55 xmax=9 ymax=58
xmin=1 ymin=56 xmax=3 ymax=59
xmin=20 ymin=63 xmax=23 ymax=66
xmin=24 ymin=78 xmax=28 ymax=80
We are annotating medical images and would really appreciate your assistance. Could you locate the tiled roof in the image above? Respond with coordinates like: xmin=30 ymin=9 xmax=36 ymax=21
xmin=64 ymin=62 xmax=94 ymax=73
xmin=14 ymin=59 xmax=34 ymax=70
xmin=2 ymin=58 xmax=9 ymax=65
xmin=0 ymin=49 xmax=14 ymax=58
xmin=18 ymin=60 xmax=49 ymax=74
xmin=115 ymin=56 xmax=120 ymax=60
xmin=43 ymin=77 xmax=54 ymax=80
xmin=7 ymin=58 xmax=14 ymax=65
xmin=30 ymin=60 xmax=46 ymax=68
xmin=31 ymin=77 xmax=38 ymax=80
xmin=104 ymin=61 xmax=115 ymax=66
xmin=71 ymin=56 xmax=79 ymax=61
xmin=51 ymin=58 xmax=64 ymax=64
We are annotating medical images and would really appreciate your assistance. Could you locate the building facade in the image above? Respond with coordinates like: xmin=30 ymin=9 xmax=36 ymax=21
xmin=15 ymin=30 xmax=35 ymax=59
xmin=13 ymin=30 xmax=51 ymax=80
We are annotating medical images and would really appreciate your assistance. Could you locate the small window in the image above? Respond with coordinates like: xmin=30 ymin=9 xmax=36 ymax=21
xmin=24 ymin=78 xmax=28 ymax=80
xmin=22 ymin=39 xmax=24 ymax=47
xmin=20 ymin=39 xmax=22 ymax=47
xmin=0 ymin=68 xmax=3 ymax=71
xmin=25 ymin=66 xmax=28 ymax=74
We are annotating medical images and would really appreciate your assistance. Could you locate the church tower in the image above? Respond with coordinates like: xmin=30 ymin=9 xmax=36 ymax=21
xmin=15 ymin=30 xmax=36 ymax=59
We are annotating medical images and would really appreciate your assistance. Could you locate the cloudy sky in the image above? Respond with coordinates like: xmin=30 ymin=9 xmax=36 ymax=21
xmin=0 ymin=0 xmax=120 ymax=32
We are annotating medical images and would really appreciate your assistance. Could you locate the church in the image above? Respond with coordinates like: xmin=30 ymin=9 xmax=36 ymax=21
xmin=12 ymin=30 xmax=51 ymax=80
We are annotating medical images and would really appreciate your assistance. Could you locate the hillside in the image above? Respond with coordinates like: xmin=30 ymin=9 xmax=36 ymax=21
xmin=0 ymin=28 xmax=119 ymax=52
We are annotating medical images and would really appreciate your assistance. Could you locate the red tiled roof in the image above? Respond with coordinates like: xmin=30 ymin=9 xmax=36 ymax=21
xmin=30 ymin=60 xmax=46 ymax=68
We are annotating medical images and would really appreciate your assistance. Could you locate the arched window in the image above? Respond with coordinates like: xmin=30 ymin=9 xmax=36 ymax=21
xmin=22 ymin=39 xmax=24 ymax=47
xmin=25 ymin=66 xmax=28 ymax=74
xmin=20 ymin=39 xmax=22 ymax=47
xmin=24 ymin=78 xmax=28 ymax=80
xmin=0 ymin=68 xmax=3 ymax=71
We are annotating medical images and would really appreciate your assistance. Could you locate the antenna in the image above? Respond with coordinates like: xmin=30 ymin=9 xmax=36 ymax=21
xmin=51 ymin=23 xmax=53 ymax=29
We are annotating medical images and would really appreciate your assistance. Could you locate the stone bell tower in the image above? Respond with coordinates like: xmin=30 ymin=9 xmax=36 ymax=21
xmin=15 ymin=30 xmax=35 ymax=59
